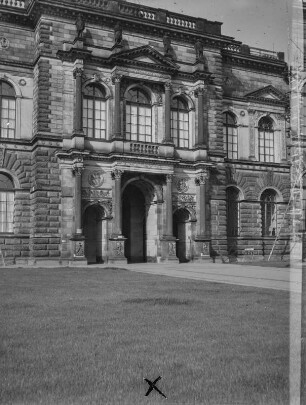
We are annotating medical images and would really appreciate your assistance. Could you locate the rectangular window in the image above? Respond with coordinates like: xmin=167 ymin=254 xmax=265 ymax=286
xmin=259 ymin=131 xmax=274 ymax=162
xmin=0 ymin=192 xmax=14 ymax=232
xmin=1 ymin=98 xmax=16 ymax=139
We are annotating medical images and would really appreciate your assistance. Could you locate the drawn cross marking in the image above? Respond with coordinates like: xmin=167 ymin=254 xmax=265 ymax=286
xmin=144 ymin=376 xmax=167 ymax=398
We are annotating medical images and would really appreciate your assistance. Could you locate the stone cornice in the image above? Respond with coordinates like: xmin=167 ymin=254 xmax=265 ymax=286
xmin=1 ymin=0 xmax=238 ymax=51
xmin=222 ymin=50 xmax=287 ymax=75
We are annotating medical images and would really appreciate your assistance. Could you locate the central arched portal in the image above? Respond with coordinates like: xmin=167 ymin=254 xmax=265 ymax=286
xmin=173 ymin=208 xmax=191 ymax=263
xmin=83 ymin=205 xmax=105 ymax=264
xmin=122 ymin=184 xmax=147 ymax=263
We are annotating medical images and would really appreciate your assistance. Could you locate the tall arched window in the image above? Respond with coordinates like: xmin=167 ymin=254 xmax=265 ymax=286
xmin=83 ymin=84 xmax=107 ymax=139
xmin=223 ymin=112 xmax=238 ymax=159
xmin=226 ymin=187 xmax=240 ymax=237
xmin=126 ymin=88 xmax=152 ymax=142
xmin=171 ymin=97 xmax=189 ymax=148
xmin=0 ymin=173 xmax=14 ymax=233
xmin=0 ymin=81 xmax=16 ymax=139
xmin=261 ymin=189 xmax=277 ymax=236
xmin=258 ymin=116 xmax=274 ymax=162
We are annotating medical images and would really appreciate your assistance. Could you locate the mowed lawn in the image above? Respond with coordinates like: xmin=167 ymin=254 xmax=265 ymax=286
xmin=0 ymin=267 xmax=289 ymax=405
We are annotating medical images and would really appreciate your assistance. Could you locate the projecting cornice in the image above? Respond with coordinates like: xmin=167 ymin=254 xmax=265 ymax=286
xmin=222 ymin=50 xmax=287 ymax=75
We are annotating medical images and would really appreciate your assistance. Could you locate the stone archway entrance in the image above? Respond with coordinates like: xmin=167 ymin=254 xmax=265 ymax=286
xmin=173 ymin=208 xmax=191 ymax=263
xmin=83 ymin=205 xmax=105 ymax=264
xmin=122 ymin=183 xmax=147 ymax=263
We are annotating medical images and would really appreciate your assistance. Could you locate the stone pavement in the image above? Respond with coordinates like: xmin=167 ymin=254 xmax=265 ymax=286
xmin=101 ymin=261 xmax=294 ymax=291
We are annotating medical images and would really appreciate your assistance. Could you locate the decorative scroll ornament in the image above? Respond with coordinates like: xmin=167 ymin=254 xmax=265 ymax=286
xmin=0 ymin=37 xmax=9 ymax=50
xmin=88 ymin=170 xmax=104 ymax=188
xmin=73 ymin=163 xmax=84 ymax=176
xmin=176 ymin=178 xmax=189 ymax=193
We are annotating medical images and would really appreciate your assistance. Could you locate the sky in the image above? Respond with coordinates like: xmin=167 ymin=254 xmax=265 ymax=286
xmin=135 ymin=0 xmax=292 ymax=58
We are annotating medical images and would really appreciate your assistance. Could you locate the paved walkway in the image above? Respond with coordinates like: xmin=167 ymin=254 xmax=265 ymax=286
xmin=102 ymin=261 xmax=296 ymax=291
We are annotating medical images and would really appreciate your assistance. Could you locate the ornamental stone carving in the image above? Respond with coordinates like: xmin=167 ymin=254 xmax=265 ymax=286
xmin=195 ymin=170 xmax=209 ymax=186
xmin=88 ymin=170 xmax=104 ymax=188
xmin=0 ymin=37 xmax=10 ymax=50
xmin=75 ymin=240 xmax=85 ymax=257
xmin=114 ymin=240 xmax=125 ymax=256
xmin=169 ymin=241 xmax=176 ymax=256
xmin=176 ymin=178 xmax=189 ymax=193
xmin=81 ymin=189 xmax=111 ymax=199
xmin=73 ymin=67 xmax=84 ymax=79
xmin=111 ymin=169 xmax=124 ymax=180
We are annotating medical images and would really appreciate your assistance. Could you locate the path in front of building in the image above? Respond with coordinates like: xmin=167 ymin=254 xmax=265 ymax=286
xmin=100 ymin=261 xmax=295 ymax=291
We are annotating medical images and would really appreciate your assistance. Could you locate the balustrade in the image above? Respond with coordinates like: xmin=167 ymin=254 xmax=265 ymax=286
xmin=0 ymin=0 xmax=25 ymax=7
xmin=129 ymin=143 xmax=159 ymax=155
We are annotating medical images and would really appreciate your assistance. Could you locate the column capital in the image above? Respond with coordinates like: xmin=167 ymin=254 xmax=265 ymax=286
xmin=195 ymin=86 xmax=205 ymax=97
xmin=164 ymin=81 xmax=172 ymax=91
xmin=166 ymin=174 xmax=173 ymax=183
xmin=73 ymin=163 xmax=84 ymax=176
xmin=73 ymin=67 xmax=84 ymax=79
xmin=111 ymin=168 xmax=124 ymax=180
xmin=195 ymin=170 xmax=209 ymax=186
xmin=112 ymin=74 xmax=123 ymax=84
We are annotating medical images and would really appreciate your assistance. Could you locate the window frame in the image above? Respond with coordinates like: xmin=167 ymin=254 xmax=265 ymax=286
xmin=258 ymin=116 xmax=275 ymax=163
xmin=83 ymin=83 xmax=107 ymax=140
xmin=226 ymin=186 xmax=240 ymax=237
xmin=125 ymin=88 xmax=152 ymax=143
xmin=223 ymin=111 xmax=238 ymax=160
xmin=0 ymin=173 xmax=15 ymax=233
xmin=171 ymin=96 xmax=190 ymax=148
xmin=261 ymin=189 xmax=277 ymax=237
xmin=0 ymin=81 xmax=16 ymax=139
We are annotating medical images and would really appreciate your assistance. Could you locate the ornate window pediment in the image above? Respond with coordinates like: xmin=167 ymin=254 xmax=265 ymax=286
xmin=244 ymin=85 xmax=286 ymax=105
xmin=109 ymin=45 xmax=179 ymax=73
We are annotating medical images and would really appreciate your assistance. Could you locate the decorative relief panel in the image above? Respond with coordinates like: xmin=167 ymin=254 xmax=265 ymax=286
xmin=82 ymin=188 xmax=110 ymax=199
xmin=0 ymin=37 xmax=9 ymax=50
xmin=175 ymin=177 xmax=189 ymax=193
xmin=88 ymin=170 xmax=104 ymax=188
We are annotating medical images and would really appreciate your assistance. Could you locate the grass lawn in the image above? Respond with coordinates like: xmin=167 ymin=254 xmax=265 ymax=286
xmin=0 ymin=267 xmax=289 ymax=405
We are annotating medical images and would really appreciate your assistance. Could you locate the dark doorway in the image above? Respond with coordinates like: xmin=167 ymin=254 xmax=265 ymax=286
xmin=173 ymin=208 xmax=190 ymax=263
xmin=122 ymin=184 xmax=147 ymax=263
xmin=83 ymin=205 xmax=104 ymax=264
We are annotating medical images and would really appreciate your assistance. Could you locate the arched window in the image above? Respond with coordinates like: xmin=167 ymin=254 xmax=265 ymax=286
xmin=258 ymin=116 xmax=274 ymax=162
xmin=0 ymin=81 xmax=16 ymax=139
xmin=0 ymin=173 xmax=14 ymax=233
xmin=261 ymin=189 xmax=277 ymax=236
xmin=83 ymin=84 xmax=107 ymax=139
xmin=226 ymin=187 xmax=240 ymax=237
xmin=171 ymin=97 xmax=189 ymax=148
xmin=223 ymin=112 xmax=238 ymax=159
xmin=126 ymin=88 xmax=152 ymax=142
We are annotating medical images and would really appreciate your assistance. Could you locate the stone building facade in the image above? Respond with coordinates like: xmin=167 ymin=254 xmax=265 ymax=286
xmin=0 ymin=0 xmax=290 ymax=264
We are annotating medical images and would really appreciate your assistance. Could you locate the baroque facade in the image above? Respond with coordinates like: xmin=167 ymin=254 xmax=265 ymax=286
xmin=0 ymin=0 xmax=290 ymax=264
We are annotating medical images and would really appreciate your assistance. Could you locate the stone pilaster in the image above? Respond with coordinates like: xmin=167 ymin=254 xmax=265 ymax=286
xmin=160 ymin=174 xmax=178 ymax=262
xmin=195 ymin=86 xmax=206 ymax=147
xmin=70 ymin=158 xmax=86 ymax=263
xmin=248 ymin=109 xmax=257 ymax=160
xmin=72 ymin=66 xmax=85 ymax=150
xmin=194 ymin=169 xmax=211 ymax=260
xmin=163 ymin=81 xmax=173 ymax=144
xmin=112 ymin=74 xmax=123 ymax=139
xmin=109 ymin=168 xmax=127 ymax=263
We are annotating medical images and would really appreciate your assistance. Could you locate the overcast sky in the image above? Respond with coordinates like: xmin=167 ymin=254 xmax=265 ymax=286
xmin=136 ymin=0 xmax=291 ymax=57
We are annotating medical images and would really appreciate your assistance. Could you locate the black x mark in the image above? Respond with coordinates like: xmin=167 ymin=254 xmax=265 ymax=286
xmin=144 ymin=376 xmax=167 ymax=398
